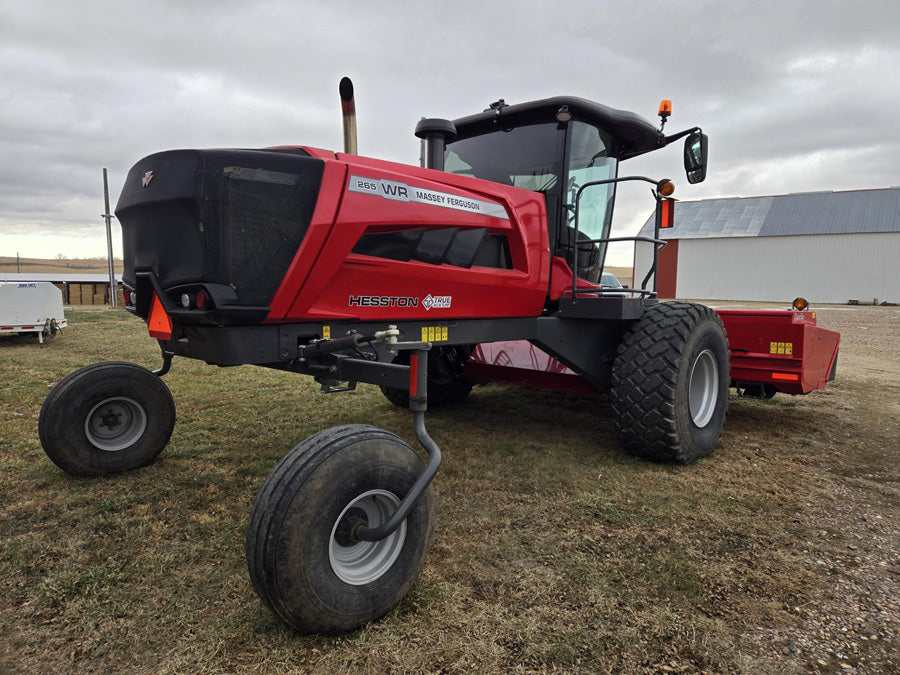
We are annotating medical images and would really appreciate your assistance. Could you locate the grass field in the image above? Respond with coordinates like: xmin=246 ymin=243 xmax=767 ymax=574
xmin=1 ymin=308 xmax=897 ymax=673
xmin=0 ymin=256 xmax=124 ymax=276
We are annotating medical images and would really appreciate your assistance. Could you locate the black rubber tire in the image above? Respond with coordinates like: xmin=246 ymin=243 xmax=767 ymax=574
xmin=610 ymin=301 xmax=730 ymax=463
xmin=245 ymin=424 xmax=434 ymax=634
xmin=38 ymin=362 xmax=176 ymax=476
xmin=380 ymin=346 xmax=473 ymax=408
xmin=740 ymin=383 xmax=778 ymax=399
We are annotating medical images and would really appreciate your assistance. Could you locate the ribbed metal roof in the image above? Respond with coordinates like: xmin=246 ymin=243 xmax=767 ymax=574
xmin=638 ymin=187 xmax=900 ymax=239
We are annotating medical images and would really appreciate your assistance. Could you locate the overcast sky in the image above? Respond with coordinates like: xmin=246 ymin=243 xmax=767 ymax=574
xmin=1 ymin=0 xmax=898 ymax=265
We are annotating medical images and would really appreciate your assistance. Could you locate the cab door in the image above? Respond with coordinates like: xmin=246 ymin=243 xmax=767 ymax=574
xmin=558 ymin=121 xmax=619 ymax=284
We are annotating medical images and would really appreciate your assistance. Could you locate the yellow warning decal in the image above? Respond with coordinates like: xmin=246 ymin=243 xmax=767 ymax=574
xmin=322 ymin=325 xmax=331 ymax=339
xmin=421 ymin=326 xmax=449 ymax=343
xmin=769 ymin=342 xmax=793 ymax=355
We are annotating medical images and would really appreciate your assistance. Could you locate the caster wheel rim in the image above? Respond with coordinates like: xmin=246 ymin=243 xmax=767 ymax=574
xmin=84 ymin=397 xmax=148 ymax=452
xmin=329 ymin=489 xmax=406 ymax=585
xmin=688 ymin=349 xmax=719 ymax=428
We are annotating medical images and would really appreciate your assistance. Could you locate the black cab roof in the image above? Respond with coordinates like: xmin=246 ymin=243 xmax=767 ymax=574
xmin=451 ymin=96 xmax=665 ymax=160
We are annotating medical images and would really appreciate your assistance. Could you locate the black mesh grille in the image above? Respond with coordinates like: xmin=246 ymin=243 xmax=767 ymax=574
xmin=117 ymin=148 xmax=324 ymax=314
xmin=216 ymin=166 xmax=319 ymax=305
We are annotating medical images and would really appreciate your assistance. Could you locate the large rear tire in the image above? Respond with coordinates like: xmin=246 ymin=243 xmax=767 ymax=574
xmin=38 ymin=362 xmax=176 ymax=476
xmin=610 ymin=302 xmax=730 ymax=463
xmin=245 ymin=424 xmax=434 ymax=634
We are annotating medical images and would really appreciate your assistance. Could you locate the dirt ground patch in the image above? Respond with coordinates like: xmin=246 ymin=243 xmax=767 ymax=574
xmin=1 ymin=305 xmax=897 ymax=673
xmin=713 ymin=305 xmax=899 ymax=672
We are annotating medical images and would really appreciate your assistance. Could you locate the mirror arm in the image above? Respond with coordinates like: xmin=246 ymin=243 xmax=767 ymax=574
xmin=661 ymin=126 xmax=701 ymax=147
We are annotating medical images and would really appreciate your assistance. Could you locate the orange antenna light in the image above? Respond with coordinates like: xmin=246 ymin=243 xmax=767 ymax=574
xmin=658 ymin=99 xmax=672 ymax=131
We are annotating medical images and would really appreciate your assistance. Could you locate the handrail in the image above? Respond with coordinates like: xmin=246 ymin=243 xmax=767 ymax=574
xmin=569 ymin=175 xmax=668 ymax=299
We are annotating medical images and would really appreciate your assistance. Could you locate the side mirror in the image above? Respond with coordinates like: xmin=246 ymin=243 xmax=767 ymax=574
xmin=684 ymin=131 xmax=708 ymax=184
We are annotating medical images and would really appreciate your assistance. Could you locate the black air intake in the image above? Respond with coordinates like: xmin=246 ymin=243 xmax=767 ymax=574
xmin=117 ymin=148 xmax=324 ymax=308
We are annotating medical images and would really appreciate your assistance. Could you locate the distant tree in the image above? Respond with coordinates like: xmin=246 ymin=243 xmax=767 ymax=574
xmin=55 ymin=253 xmax=67 ymax=260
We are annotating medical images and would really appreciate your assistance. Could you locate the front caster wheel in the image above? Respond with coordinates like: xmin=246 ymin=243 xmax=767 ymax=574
xmin=39 ymin=362 xmax=176 ymax=476
xmin=246 ymin=424 xmax=434 ymax=634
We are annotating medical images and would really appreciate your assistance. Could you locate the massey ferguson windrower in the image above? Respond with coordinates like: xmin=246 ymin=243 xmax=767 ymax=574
xmin=39 ymin=80 xmax=839 ymax=633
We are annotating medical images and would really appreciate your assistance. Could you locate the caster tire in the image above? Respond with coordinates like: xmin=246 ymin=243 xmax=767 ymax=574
xmin=246 ymin=424 xmax=434 ymax=634
xmin=38 ymin=362 xmax=176 ymax=476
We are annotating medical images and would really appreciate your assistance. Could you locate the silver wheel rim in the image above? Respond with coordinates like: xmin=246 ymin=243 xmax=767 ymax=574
xmin=84 ymin=397 xmax=148 ymax=452
xmin=329 ymin=489 xmax=406 ymax=585
xmin=688 ymin=349 xmax=719 ymax=428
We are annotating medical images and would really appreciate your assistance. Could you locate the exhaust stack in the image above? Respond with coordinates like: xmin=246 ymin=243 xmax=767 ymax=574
xmin=339 ymin=77 xmax=357 ymax=155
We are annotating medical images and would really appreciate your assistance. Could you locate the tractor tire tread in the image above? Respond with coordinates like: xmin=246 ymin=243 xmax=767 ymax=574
xmin=245 ymin=424 xmax=433 ymax=633
xmin=610 ymin=302 xmax=729 ymax=463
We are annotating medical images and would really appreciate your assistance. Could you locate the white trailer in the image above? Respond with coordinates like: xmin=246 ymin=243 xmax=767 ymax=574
xmin=0 ymin=282 xmax=68 ymax=343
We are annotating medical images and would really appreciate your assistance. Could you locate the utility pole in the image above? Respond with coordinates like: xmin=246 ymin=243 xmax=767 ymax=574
xmin=102 ymin=168 xmax=117 ymax=307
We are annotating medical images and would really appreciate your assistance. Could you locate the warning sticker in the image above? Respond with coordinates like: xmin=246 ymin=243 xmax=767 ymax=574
xmin=421 ymin=326 xmax=449 ymax=343
xmin=348 ymin=175 xmax=509 ymax=220
xmin=770 ymin=342 xmax=793 ymax=355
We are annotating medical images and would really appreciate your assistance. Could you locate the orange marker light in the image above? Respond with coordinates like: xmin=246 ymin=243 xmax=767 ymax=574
xmin=658 ymin=100 xmax=672 ymax=117
xmin=659 ymin=197 xmax=675 ymax=228
xmin=771 ymin=372 xmax=799 ymax=382
xmin=148 ymin=293 xmax=173 ymax=340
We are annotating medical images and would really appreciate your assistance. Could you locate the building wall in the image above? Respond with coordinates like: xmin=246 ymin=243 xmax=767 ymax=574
xmin=656 ymin=239 xmax=678 ymax=298
xmin=632 ymin=239 xmax=658 ymax=295
xmin=634 ymin=232 xmax=899 ymax=303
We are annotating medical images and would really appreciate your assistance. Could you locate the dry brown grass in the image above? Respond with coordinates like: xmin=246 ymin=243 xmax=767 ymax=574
xmin=1 ymin=307 xmax=897 ymax=673
xmin=0 ymin=256 xmax=123 ymax=276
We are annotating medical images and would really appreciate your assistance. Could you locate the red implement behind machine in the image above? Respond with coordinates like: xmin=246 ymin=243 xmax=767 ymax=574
xmin=464 ymin=308 xmax=840 ymax=399
xmin=39 ymin=79 xmax=839 ymax=634
xmin=720 ymin=309 xmax=839 ymax=396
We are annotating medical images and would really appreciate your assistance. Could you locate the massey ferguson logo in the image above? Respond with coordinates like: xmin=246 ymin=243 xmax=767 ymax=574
xmin=141 ymin=171 xmax=154 ymax=188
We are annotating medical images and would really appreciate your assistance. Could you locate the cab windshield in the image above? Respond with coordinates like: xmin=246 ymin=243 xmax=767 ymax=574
xmin=444 ymin=122 xmax=566 ymax=192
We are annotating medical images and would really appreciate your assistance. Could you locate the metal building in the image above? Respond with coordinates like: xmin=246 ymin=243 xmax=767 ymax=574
xmin=633 ymin=187 xmax=900 ymax=304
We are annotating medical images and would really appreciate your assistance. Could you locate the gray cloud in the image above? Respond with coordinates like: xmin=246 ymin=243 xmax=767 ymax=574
xmin=1 ymin=0 xmax=898 ymax=261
